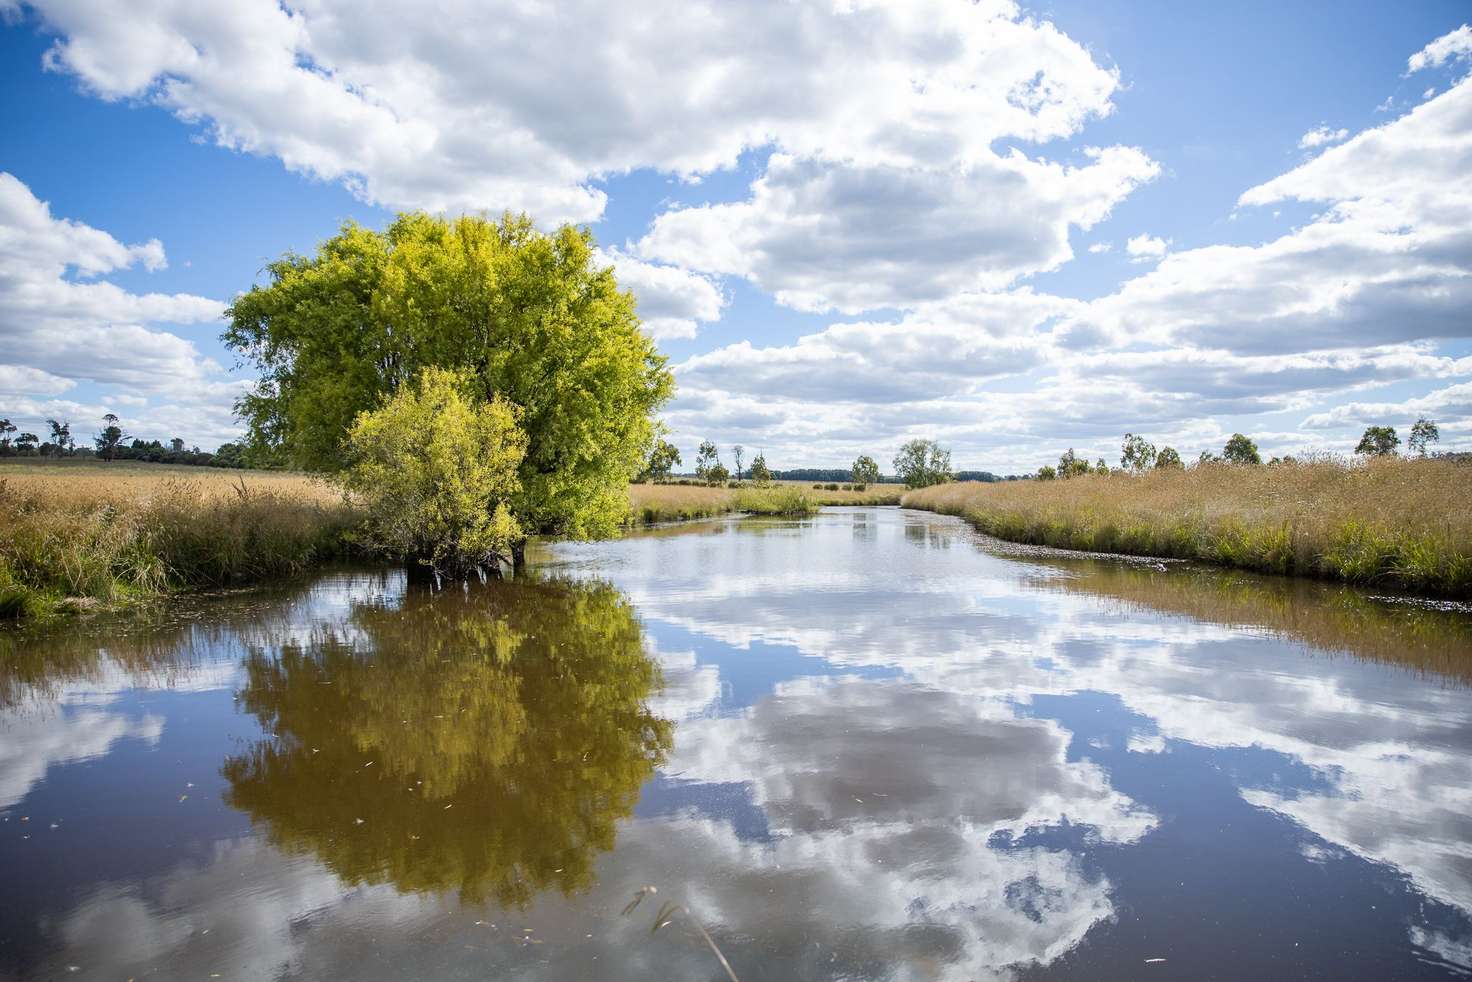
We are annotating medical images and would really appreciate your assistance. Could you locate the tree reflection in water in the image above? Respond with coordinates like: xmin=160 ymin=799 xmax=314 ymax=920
xmin=223 ymin=575 xmax=672 ymax=908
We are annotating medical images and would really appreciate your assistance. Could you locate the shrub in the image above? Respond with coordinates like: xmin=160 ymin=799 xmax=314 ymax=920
xmin=340 ymin=367 xmax=526 ymax=578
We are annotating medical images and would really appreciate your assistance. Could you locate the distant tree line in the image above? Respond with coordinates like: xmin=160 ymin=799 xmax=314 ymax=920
xmin=0 ymin=414 xmax=250 ymax=468
xmin=1032 ymin=417 xmax=1446 ymax=480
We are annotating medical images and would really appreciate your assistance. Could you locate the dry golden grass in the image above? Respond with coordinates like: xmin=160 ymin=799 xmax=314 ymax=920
xmin=786 ymin=481 xmax=906 ymax=505
xmin=0 ymin=458 xmax=341 ymax=504
xmin=903 ymin=457 xmax=1472 ymax=597
xmin=627 ymin=483 xmax=736 ymax=523
xmin=0 ymin=460 xmax=359 ymax=619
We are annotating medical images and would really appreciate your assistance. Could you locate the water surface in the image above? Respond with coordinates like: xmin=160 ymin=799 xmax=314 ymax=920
xmin=2 ymin=507 xmax=1471 ymax=980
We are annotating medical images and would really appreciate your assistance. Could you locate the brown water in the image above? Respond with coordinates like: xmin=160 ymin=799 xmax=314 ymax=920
xmin=2 ymin=507 xmax=1470 ymax=980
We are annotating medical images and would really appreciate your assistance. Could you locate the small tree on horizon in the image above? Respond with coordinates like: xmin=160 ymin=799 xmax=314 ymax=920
xmin=749 ymin=453 xmax=772 ymax=484
xmin=45 ymin=418 xmax=72 ymax=458
xmin=732 ymin=445 xmax=745 ymax=482
xmin=893 ymin=439 xmax=953 ymax=489
xmin=1355 ymin=425 xmax=1400 ymax=457
xmin=1155 ymin=446 xmax=1183 ymax=469
xmin=643 ymin=438 xmax=681 ymax=482
xmin=1120 ymin=433 xmax=1157 ymax=473
xmin=694 ymin=440 xmax=721 ymax=484
xmin=95 ymin=413 xmax=125 ymax=461
xmin=850 ymin=455 xmax=880 ymax=486
xmin=1036 ymin=464 xmax=1057 ymax=481
xmin=1221 ymin=433 xmax=1261 ymax=465
xmin=0 ymin=418 xmax=15 ymax=453
xmin=1409 ymin=417 xmax=1440 ymax=457
xmin=1057 ymin=448 xmax=1091 ymax=478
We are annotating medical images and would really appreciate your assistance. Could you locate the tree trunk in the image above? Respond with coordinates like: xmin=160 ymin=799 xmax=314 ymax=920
xmin=511 ymin=540 xmax=527 ymax=575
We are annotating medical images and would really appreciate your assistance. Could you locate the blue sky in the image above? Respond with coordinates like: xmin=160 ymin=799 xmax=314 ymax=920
xmin=1 ymin=1 xmax=1469 ymax=472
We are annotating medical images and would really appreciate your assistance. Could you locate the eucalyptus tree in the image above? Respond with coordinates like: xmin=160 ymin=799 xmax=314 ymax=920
xmin=1355 ymin=426 xmax=1400 ymax=457
xmin=1409 ymin=417 xmax=1440 ymax=457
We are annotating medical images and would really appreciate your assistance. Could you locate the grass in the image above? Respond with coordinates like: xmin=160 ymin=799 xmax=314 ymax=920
xmin=0 ymin=460 xmax=361 ymax=620
xmin=902 ymin=457 xmax=1472 ymax=597
xmin=627 ymin=479 xmax=898 ymax=523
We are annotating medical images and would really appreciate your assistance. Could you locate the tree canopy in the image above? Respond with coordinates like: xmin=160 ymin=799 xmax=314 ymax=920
xmin=893 ymin=439 xmax=953 ymax=489
xmin=1409 ymin=417 xmax=1440 ymax=457
xmin=1355 ymin=425 xmax=1400 ymax=457
xmin=1221 ymin=433 xmax=1262 ymax=465
xmin=224 ymin=212 xmax=673 ymax=538
xmin=851 ymin=455 xmax=880 ymax=486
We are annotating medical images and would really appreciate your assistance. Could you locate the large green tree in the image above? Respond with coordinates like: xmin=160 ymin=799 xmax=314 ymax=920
xmin=1355 ymin=425 xmax=1400 ymax=456
xmin=850 ymin=455 xmax=880 ymax=486
xmin=224 ymin=212 xmax=674 ymax=539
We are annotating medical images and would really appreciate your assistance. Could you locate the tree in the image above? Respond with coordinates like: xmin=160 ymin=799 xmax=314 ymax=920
xmin=643 ymin=438 xmax=681 ymax=482
xmin=1119 ymin=432 xmax=1157 ymax=473
xmin=45 ymin=419 xmax=71 ymax=458
xmin=1155 ymin=446 xmax=1183 ymax=469
xmin=170 ymin=437 xmax=186 ymax=454
xmin=694 ymin=440 xmax=721 ymax=484
xmin=224 ymin=212 xmax=673 ymax=539
xmin=1409 ymin=417 xmax=1440 ymax=457
xmin=732 ymin=445 xmax=745 ymax=482
xmin=850 ymin=455 xmax=880 ymax=486
xmin=94 ymin=414 xmax=125 ymax=461
xmin=1354 ymin=426 xmax=1400 ymax=457
xmin=893 ymin=439 xmax=953 ymax=489
xmin=1221 ymin=433 xmax=1261 ymax=465
xmin=0 ymin=418 xmax=14 ymax=454
xmin=1036 ymin=465 xmax=1057 ymax=481
xmin=340 ymin=367 xmax=527 ymax=579
xmin=1095 ymin=458 xmax=1110 ymax=475
xmin=1057 ymin=448 xmax=1091 ymax=478
xmin=15 ymin=433 xmax=38 ymax=455
xmin=748 ymin=452 xmax=772 ymax=484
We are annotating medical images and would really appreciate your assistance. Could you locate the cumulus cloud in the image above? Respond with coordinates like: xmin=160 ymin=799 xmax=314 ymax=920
xmin=1124 ymin=233 xmax=1169 ymax=262
xmin=0 ymin=171 xmax=238 ymax=444
xmin=1297 ymin=125 xmax=1349 ymax=148
xmin=594 ymin=248 xmax=724 ymax=341
xmin=640 ymin=147 xmax=1157 ymax=314
xmin=1088 ymin=241 xmax=1113 ymax=253
xmin=21 ymin=0 xmax=1130 ymax=225
xmin=1301 ymin=378 xmax=1472 ymax=429
xmin=1406 ymin=24 xmax=1472 ymax=74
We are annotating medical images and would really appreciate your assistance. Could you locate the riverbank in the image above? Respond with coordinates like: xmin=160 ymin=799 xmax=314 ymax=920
xmin=0 ymin=463 xmax=362 ymax=619
xmin=0 ymin=462 xmax=901 ymax=619
xmin=627 ymin=480 xmax=903 ymax=524
xmin=902 ymin=457 xmax=1472 ymax=597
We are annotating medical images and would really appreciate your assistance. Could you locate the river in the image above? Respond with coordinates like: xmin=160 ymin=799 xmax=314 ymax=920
xmin=2 ymin=507 xmax=1470 ymax=980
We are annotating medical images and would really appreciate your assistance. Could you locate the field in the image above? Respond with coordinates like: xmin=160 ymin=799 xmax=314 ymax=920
xmin=0 ymin=460 xmax=359 ymax=619
xmin=903 ymin=457 xmax=1472 ymax=597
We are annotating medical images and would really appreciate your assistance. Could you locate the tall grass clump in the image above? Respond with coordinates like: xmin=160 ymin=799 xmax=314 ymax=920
xmin=627 ymin=483 xmax=737 ymax=524
xmin=902 ymin=456 xmax=1472 ymax=597
xmin=732 ymin=485 xmax=819 ymax=516
xmin=0 ymin=473 xmax=360 ymax=619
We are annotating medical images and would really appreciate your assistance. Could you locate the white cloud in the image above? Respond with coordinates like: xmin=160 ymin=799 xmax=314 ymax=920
xmin=1298 ymin=125 xmax=1349 ymax=148
xmin=594 ymin=247 xmax=724 ymax=341
xmin=1124 ymin=233 xmax=1169 ymax=262
xmin=1088 ymin=241 xmax=1113 ymax=253
xmin=0 ymin=171 xmax=239 ymax=445
xmin=1301 ymin=379 xmax=1472 ymax=429
xmin=641 ymin=148 xmax=1156 ymax=313
xmin=22 ymin=0 xmax=1132 ymax=225
xmin=1406 ymin=24 xmax=1472 ymax=74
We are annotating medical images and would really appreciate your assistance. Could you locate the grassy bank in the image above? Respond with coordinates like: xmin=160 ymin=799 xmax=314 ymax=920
xmin=0 ymin=461 xmax=361 ymax=619
xmin=903 ymin=457 xmax=1472 ymax=597
xmin=627 ymin=481 xmax=901 ymax=523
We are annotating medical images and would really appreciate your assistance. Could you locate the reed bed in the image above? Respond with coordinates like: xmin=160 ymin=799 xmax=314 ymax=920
xmin=732 ymin=485 xmax=819 ymax=516
xmin=0 ymin=462 xmax=359 ymax=619
xmin=903 ymin=457 xmax=1472 ymax=597
xmin=627 ymin=483 xmax=738 ymax=524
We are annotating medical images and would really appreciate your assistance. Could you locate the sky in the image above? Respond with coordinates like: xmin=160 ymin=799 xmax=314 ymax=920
xmin=1 ymin=0 xmax=1470 ymax=474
